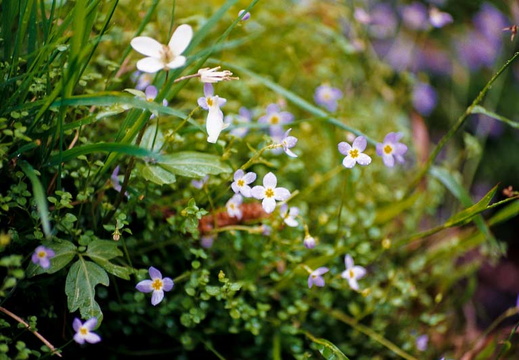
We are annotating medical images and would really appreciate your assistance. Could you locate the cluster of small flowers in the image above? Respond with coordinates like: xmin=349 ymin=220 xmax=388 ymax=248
xmin=308 ymin=254 xmax=366 ymax=290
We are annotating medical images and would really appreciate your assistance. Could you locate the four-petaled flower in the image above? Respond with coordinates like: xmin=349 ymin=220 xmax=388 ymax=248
xmin=130 ymin=24 xmax=193 ymax=73
xmin=31 ymin=246 xmax=55 ymax=269
xmin=251 ymin=172 xmax=291 ymax=214
xmin=258 ymin=104 xmax=294 ymax=136
xmin=341 ymin=254 xmax=366 ymax=291
xmin=73 ymin=318 xmax=101 ymax=345
xmin=136 ymin=266 xmax=174 ymax=306
xmin=314 ymin=84 xmax=343 ymax=112
xmin=280 ymin=204 xmax=299 ymax=227
xmin=279 ymin=128 xmax=298 ymax=158
xmin=308 ymin=267 xmax=329 ymax=288
xmin=198 ymin=66 xmax=236 ymax=83
xmin=198 ymin=83 xmax=228 ymax=143
xmin=226 ymin=194 xmax=243 ymax=219
xmin=338 ymin=136 xmax=372 ymax=168
xmin=231 ymin=169 xmax=257 ymax=197
xmin=376 ymin=132 xmax=408 ymax=167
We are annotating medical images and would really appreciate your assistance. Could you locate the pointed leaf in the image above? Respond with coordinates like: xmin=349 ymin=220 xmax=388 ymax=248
xmin=303 ymin=331 xmax=350 ymax=360
xmin=65 ymin=259 xmax=109 ymax=322
xmin=27 ymin=240 xmax=77 ymax=276
xmin=140 ymin=124 xmax=165 ymax=152
xmin=85 ymin=240 xmax=131 ymax=280
xmin=159 ymin=151 xmax=232 ymax=178
xmin=138 ymin=163 xmax=177 ymax=185
xmin=444 ymin=185 xmax=499 ymax=227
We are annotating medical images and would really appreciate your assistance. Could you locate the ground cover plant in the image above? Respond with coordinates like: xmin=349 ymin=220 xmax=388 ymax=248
xmin=1 ymin=0 xmax=519 ymax=359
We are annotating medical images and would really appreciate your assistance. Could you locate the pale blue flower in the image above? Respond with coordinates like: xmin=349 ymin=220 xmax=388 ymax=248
xmin=31 ymin=246 xmax=55 ymax=269
xmin=191 ymin=175 xmax=209 ymax=189
xmin=376 ymin=132 xmax=408 ymax=167
xmin=226 ymin=194 xmax=243 ymax=220
xmin=73 ymin=318 xmax=101 ymax=344
xmin=198 ymin=83 xmax=228 ymax=143
xmin=280 ymin=128 xmax=298 ymax=158
xmin=251 ymin=172 xmax=291 ymax=214
xmin=308 ymin=267 xmax=329 ymax=288
xmin=341 ymin=254 xmax=366 ymax=291
xmin=231 ymin=169 xmax=256 ymax=197
xmin=238 ymin=10 xmax=251 ymax=21
xmin=258 ymin=104 xmax=293 ymax=136
xmin=303 ymin=235 xmax=316 ymax=249
xmin=314 ymin=85 xmax=343 ymax=112
xmin=338 ymin=136 xmax=371 ymax=168
xmin=280 ymin=204 xmax=299 ymax=227
xmin=225 ymin=107 xmax=252 ymax=138
xmin=416 ymin=334 xmax=428 ymax=351
xmin=136 ymin=266 xmax=174 ymax=306
xmin=429 ymin=7 xmax=453 ymax=28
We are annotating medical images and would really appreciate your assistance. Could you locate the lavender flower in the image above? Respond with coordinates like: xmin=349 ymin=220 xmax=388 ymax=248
xmin=401 ymin=2 xmax=429 ymax=31
xmin=231 ymin=169 xmax=257 ymax=197
xmin=314 ymin=85 xmax=343 ymax=112
xmin=303 ymin=235 xmax=316 ymax=249
xmin=251 ymin=172 xmax=291 ymax=214
xmin=131 ymin=71 xmax=153 ymax=90
xmin=412 ymin=81 xmax=437 ymax=116
xmin=341 ymin=254 xmax=366 ymax=290
xmin=226 ymin=194 xmax=243 ymax=220
xmin=416 ymin=334 xmax=429 ymax=351
xmin=225 ymin=107 xmax=252 ymax=138
xmin=429 ymin=7 xmax=453 ymax=28
xmin=279 ymin=128 xmax=298 ymax=158
xmin=201 ymin=235 xmax=215 ymax=248
xmin=258 ymin=104 xmax=294 ymax=136
xmin=136 ymin=266 xmax=174 ymax=306
xmin=31 ymin=246 xmax=55 ymax=269
xmin=280 ymin=204 xmax=299 ymax=227
xmin=73 ymin=318 xmax=101 ymax=345
xmin=308 ymin=267 xmax=329 ymax=288
xmin=238 ymin=9 xmax=251 ymax=21
xmin=376 ymin=132 xmax=408 ymax=167
xmin=191 ymin=175 xmax=209 ymax=189
xmin=338 ymin=136 xmax=372 ymax=168
xmin=198 ymin=83 xmax=228 ymax=143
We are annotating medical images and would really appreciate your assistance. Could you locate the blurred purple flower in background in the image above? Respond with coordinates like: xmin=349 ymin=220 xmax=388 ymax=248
xmin=376 ymin=132 xmax=408 ymax=167
xmin=258 ymin=104 xmax=294 ymax=136
xmin=412 ymin=81 xmax=438 ymax=116
xmin=416 ymin=334 xmax=429 ymax=351
xmin=314 ymin=84 xmax=343 ymax=112
xmin=32 ymin=246 xmax=55 ymax=269
xmin=429 ymin=7 xmax=453 ymax=28
xmin=369 ymin=3 xmax=398 ymax=39
xmin=226 ymin=194 xmax=243 ymax=220
xmin=201 ymin=235 xmax=215 ymax=248
xmin=225 ymin=107 xmax=252 ymax=137
xmin=308 ymin=267 xmax=329 ymax=288
xmin=401 ymin=2 xmax=429 ymax=31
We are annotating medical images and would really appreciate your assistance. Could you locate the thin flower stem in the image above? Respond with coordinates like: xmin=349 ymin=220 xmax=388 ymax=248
xmin=240 ymin=144 xmax=277 ymax=171
xmin=408 ymin=51 xmax=519 ymax=193
xmin=0 ymin=307 xmax=62 ymax=357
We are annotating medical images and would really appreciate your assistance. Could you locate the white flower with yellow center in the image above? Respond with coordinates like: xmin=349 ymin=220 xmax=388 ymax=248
xmin=226 ymin=194 xmax=243 ymax=219
xmin=197 ymin=83 xmax=228 ymax=143
xmin=136 ymin=266 xmax=174 ymax=306
xmin=338 ymin=136 xmax=371 ymax=168
xmin=231 ymin=169 xmax=256 ymax=197
xmin=130 ymin=24 xmax=193 ymax=73
xmin=341 ymin=254 xmax=366 ymax=291
xmin=251 ymin=172 xmax=290 ymax=214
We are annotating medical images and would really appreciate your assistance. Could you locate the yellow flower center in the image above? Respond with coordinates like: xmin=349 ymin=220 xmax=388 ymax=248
xmin=79 ymin=327 xmax=88 ymax=336
xmin=207 ymin=97 xmax=214 ymax=107
xmin=348 ymin=269 xmax=355 ymax=279
xmin=383 ymin=144 xmax=393 ymax=155
xmin=38 ymin=251 xmax=46 ymax=258
xmin=237 ymin=179 xmax=245 ymax=187
xmin=151 ymin=278 xmax=163 ymax=291
xmin=349 ymin=149 xmax=359 ymax=158
xmin=269 ymin=115 xmax=280 ymax=124
xmin=265 ymin=188 xmax=275 ymax=198
xmin=229 ymin=203 xmax=236 ymax=210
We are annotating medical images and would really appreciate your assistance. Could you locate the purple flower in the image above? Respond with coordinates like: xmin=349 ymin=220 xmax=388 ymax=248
xmin=73 ymin=318 xmax=101 ymax=345
xmin=280 ymin=204 xmax=299 ymax=227
xmin=279 ymin=128 xmax=298 ymax=158
xmin=198 ymin=83 xmax=228 ymax=143
xmin=429 ymin=7 xmax=453 ymax=28
xmin=314 ymin=85 xmax=343 ymax=112
xmin=251 ymin=172 xmax=291 ymax=214
xmin=338 ymin=136 xmax=372 ymax=168
xmin=303 ymin=235 xmax=316 ymax=249
xmin=231 ymin=169 xmax=257 ymax=197
xmin=416 ymin=334 xmax=429 ymax=351
xmin=369 ymin=3 xmax=398 ymax=39
xmin=376 ymin=132 xmax=408 ymax=167
xmin=131 ymin=71 xmax=153 ymax=90
xmin=201 ymin=235 xmax=215 ymax=248
xmin=412 ymin=82 xmax=437 ymax=116
xmin=191 ymin=175 xmax=209 ymax=189
xmin=258 ymin=104 xmax=294 ymax=136
xmin=341 ymin=254 xmax=366 ymax=290
xmin=226 ymin=194 xmax=243 ymax=220
xmin=225 ymin=107 xmax=252 ymax=138
xmin=31 ymin=246 xmax=55 ymax=269
xmin=354 ymin=8 xmax=371 ymax=24
xmin=308 ymin=267 xmax=329 ymax=288
xmin=401 ymin=2 xmax=429 ymax=31
xmin=144 ymin=86 xmax=168 ymax=119
xmin=238 ymin=9 xmax=251 ymax=21
xmin=136 ymin=266 xmax=174 ymax=306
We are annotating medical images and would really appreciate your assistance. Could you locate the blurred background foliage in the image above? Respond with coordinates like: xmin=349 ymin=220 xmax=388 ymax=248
xmin=1 ymin=0 xmax=519 ymax=359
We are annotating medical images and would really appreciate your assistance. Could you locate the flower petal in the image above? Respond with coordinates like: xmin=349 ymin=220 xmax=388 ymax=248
xmin=136 ymin=57 xmax=165 ymax=73
xmin=234 ymin=169 xmax=244 ymax=181
xmin=345 ymin=254 xmax=354 ymax=269
xmin=353 ymin=136 xmax=367 ymax=151
xmin=356 ymin=153 xmax=372 ymax=166
xmin=313 ymin=276 xmax=325 ymax=287
xmin=166 ymin=56 xmax=186 ymax=69
xmin=83 ymin=318 xmax=98 ymax=331
xmin=263 ymin=172 xmax=277 ymax=188
xmin=162 ymin=277 xmax=174 ymax=291
xmin=284 ymin=148 xmax=298 ymax=158
xmin=338 ymin=142 xmax=351 ymax=155
xmin=239 ymin=186 xmax=252 ymax=197
xmin=394 ymin=143 xmax=408 ymax=155
xmin=136 ymin=280 xmax=153 ymax=293
xmin=251 ymin=186 xmax=265 ymax=199
xmin=73 ymin=333 xmax=85 ymax=344
xmin=72 ymin=318 xmax=82 ymax=332
xmin=243 ymin=172 xmax=257 ymax=184
xmin=149 ymin=266 xmax=162 ymax=279
xmin=206 ymin=107 xmax=224 ymax=143
xmin=342 ymin=156 xmax=356 ymax=168
xmin=85 ymin=332 xmax=101 ymax=344
xmin=348 ymin=278 xmax=359 ymax=290
xmin=145 ymin=86 xmax=157 ymax=100
xmin=376 ymin=143 xmax=384 ymax=156
xmin=131 ymin=36 xmax=163 ymax=57
xmin=353 ymin=266 xmax=367 ymax=279
xmin=315 ymin=267 xmax=329 ymax=275
xmin=274 ymin=187 xmax=291 ymax=201
xmin=262 ymin=197 xmax=277 ymax=214
xmin=382 ymin=154 xmax=395 ymax=167
xmin=168 ymin=24 xmax=193 ymax=56
xmin=151 ymin=289 xmax=164 ymax=306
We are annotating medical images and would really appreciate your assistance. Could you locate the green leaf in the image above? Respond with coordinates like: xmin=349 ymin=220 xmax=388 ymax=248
xmin=65 ymin=258 xmax=109 ymax=322
xmin=444 ymin=185 xmax=499 ymax=227
xmin=159 ymin=151 xmax=232 ymax=178
xmin=26 ymin=240 xmax=77 ymax=276
xmin=140 ymin=124 xmax=165 ymax=152
xmin=18 ymin=161 xmax=51 ymax=238
xmin=303 ymin=331 xmax=350 ymax=360
xmin=138 ymin=163 xmax=177 ymax=185
xmin=85 ymin=240 xmax=131 ymax=280
xmin=471 ymin=105 xmax=519 ymax=129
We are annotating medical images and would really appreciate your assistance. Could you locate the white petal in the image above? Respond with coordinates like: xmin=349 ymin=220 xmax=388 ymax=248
xmin=166 ymin=56 xmax=186 ymax=69
xmin=136 ymin=57 xmax=165 ymax=73
xmin=131 ymin=37 xmax=163 ymax=57
xmin=356 ymin=153 xmax=372 ymax=166
xmin=274 ymin=187 xmax=290 ymax=201
xmin=353 ymin=266 xmax=367 ymax=279
xmin=206 ymin=108 xmax=224 ymax=143
xmin=338 ymin=142 xmax=351 ymax=155
xmin=342 ymin=156 xmax=356 ymax=168
xmin=345 ymin=254 xmax=354 ymax=269
xmin=263 ymin=172 xmax=277 ymax=188
xmin=353 ymin=136 xmax=367 ymax=151
xmin=168 ymin=24 xmax=193 ymax=55
xmin=251 ymin=186 xmax=265 ymax=199
xmin=262 ymin=197 xmax=276 ymax=214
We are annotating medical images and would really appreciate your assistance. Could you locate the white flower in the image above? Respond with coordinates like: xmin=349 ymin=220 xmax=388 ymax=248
xmin=226 ymin=194 xmax=243 ymax=219
xmin=197 ymin=83 xmax=228 ymax=143
xmin=231 ymin=169 xmax=257 ymax=197
xmin=73 ymin=318 xmax=101 ymax=345
xmin=280 ymin=204 xmax=299 ymax=227
xmin=340 ymin=254 xmax=366 ymax=291
xmin=251 ymin=172 xmax=291 ymax=214
xmin=338 ymin=136 xmax=372 ymax=168
xmin=130 ymin=24 xmax=193 ymax=73
xmin=198 ymin=66 xmax=237 ymax=83
xmin=135 ymin=266 xmax=174 ymax=306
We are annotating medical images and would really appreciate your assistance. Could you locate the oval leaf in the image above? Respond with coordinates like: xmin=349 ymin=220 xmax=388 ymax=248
xmin=159 ymin=151 xmax=232 ymax=178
